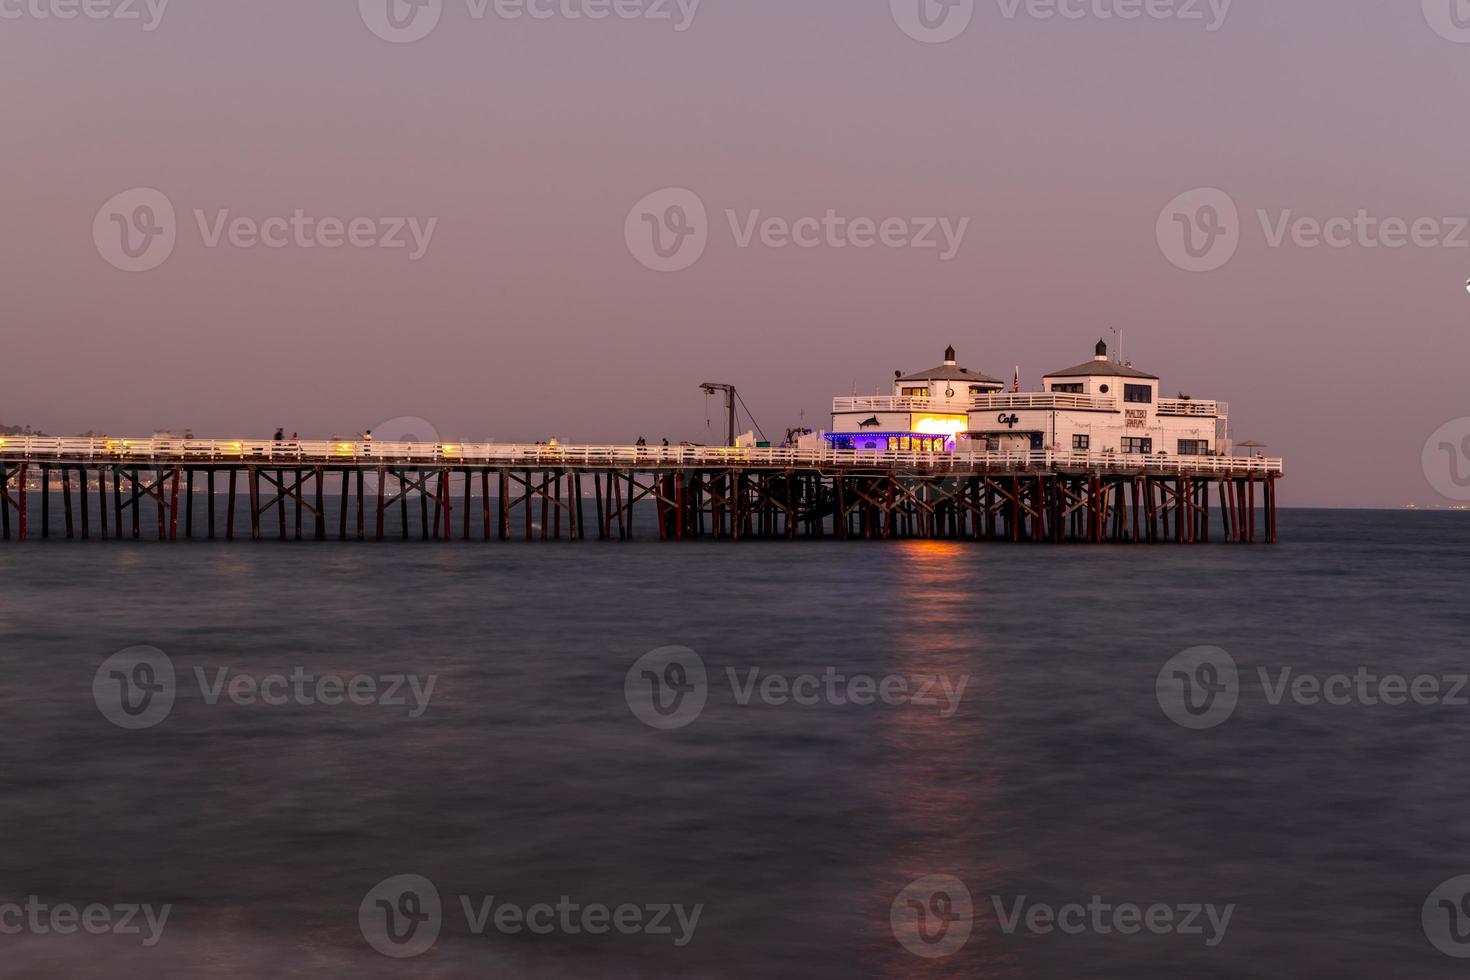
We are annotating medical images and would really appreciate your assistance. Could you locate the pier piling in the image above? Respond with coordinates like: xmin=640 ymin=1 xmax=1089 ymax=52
xmin=0 ymin=437 xmax=1282 ymax=545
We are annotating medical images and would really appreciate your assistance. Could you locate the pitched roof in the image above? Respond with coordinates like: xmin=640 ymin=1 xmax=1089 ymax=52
xmin=1044 ymin=359 xmax=1159 ymax=380
xmin=898 ymin=364 xmax=1004 ymax=385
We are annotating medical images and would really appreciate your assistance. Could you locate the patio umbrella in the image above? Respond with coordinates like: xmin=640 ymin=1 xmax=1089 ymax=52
xmin=1236 ymin=438 xmax=1266 ymax=458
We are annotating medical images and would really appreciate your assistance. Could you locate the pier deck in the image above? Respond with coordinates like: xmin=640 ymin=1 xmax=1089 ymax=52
xmin=0 ymin=437 xmax=1282 ymax=544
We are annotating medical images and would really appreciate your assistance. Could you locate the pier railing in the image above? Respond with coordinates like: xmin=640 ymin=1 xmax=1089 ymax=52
xmin=0 ymin=436 xmax=1284 ymax=475
xmin=1157 ymin=399 xmax=1228 ymax=418
xmin=970 ymin=392 xmax=1122 ymax=412
xmin=834 ymin=393 xmax=1121 ymax=414
xmin=834 ymin=394 xmax=1228 ymax=417
xmin=832 ymin=396 xmax=970 ymax=413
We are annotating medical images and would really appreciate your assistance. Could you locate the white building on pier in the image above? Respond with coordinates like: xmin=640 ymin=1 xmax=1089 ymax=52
xmin=826 ymin=342 xmax=1230 ymax=457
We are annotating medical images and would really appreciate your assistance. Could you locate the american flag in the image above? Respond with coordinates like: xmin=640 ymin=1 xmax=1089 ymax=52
xmin=1012 ymin=367 xmax=1020 ymax=393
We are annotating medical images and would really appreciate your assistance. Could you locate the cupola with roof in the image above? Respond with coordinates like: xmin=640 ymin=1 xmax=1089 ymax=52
xmin=1044 ymin=340 xmax=1159 ymax=381
xmin=894 ymin=346 xmax=1005 ymax=396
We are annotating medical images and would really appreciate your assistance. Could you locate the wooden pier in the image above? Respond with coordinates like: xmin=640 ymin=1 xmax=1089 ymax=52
xmin=0 ymin=437 xmax=1282 ymax=544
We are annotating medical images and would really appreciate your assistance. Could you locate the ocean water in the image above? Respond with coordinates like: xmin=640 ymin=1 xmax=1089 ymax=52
xmin=0 ymin=508 xmax=1467 ymax=978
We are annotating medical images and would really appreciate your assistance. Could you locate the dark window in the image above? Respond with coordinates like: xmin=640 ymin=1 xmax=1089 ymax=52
xmin=1178 ymin=439 xmax=1209 ymax=456
xmin=1052 ymin=383 xmax=1085 ymax=394
xmin=1099 ymin=384 xmax=1110 ymax=394
xmin=1072 ymin=435 xmax=1090 ymax=450
xmin=1124 ymin=384 xmax=1153 ymax=404
xmin=1122 ymin=437 xmax=1153 ymax=454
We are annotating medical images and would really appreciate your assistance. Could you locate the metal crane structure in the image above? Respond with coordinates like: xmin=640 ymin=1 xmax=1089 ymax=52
xmin=699 ymin=383 xmax=738 ymax=448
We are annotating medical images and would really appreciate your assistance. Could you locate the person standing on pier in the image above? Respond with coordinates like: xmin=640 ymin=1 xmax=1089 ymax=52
xmin=360 ymin=429 xmax=372 ymax=456
xmin=273 ymin=427 xmax=284 ymax=442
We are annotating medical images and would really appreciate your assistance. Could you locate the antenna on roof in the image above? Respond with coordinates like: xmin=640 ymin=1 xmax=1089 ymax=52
xmin=1109 ymin=327 xmax=1125 ymax=366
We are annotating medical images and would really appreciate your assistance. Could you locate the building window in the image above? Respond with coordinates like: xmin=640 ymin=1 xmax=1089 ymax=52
xmin=968 ymin=385 xmax=984 ymax=395
xmin=1052 ymin=383 xmax=1085 ymax=394
xmin=985 ymin=436 xmax=1000 ymax=452
xmin=1122 ymin=437 xmax=1153 ymax=454
xmin=1072 ymin=435 xmax=1090 ymax=451
xmin=901 ymin=387 xmax=929 ymax=397
xmin=1124 ymin=384 xmax=1153 ymax=404
xmin=1178 ymin=439 xmax=1209 ymax=456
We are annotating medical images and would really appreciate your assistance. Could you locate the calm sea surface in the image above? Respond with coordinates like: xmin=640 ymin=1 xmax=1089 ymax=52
xmin=0 ymin=508 xmax=1467 ymax=978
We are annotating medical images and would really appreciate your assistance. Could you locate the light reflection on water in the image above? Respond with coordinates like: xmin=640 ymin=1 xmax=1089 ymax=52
xmin=868 ymin=543 xmax=1013 ymax=979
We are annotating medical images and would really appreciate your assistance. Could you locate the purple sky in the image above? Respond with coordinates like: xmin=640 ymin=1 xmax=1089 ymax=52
xmin=2 ymin=0 xmax=1467 ymax=507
